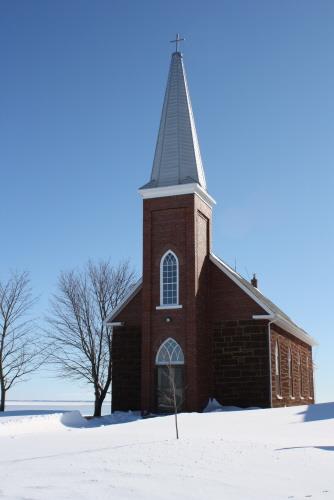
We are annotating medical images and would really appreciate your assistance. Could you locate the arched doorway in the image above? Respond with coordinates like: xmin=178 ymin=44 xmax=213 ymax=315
xmin=155 ymin=338 xmax=184 ymax=413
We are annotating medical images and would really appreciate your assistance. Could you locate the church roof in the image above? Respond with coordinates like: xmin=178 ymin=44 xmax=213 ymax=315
xmin=141 ymin=51 xmax=207 ymax=190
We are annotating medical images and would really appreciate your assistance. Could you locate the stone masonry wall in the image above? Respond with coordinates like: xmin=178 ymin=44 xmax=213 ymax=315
xmin=111 ymin=326 xmax=141 ymax=411
xmin=271 ymin=325 xmax=314 ymax=408
xmin=213 ymin=319 xmax=270 ymax=408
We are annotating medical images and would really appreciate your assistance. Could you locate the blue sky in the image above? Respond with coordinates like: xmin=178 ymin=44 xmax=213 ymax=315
xmin=1 ymin=1 xmax=333 ymax=402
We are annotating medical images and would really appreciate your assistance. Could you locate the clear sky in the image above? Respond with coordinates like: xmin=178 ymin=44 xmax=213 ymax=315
xmin=1 ymin=1 xmax=333 ymax=403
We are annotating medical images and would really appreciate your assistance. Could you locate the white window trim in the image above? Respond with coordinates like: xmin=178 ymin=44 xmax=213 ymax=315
xmin=156 ymin=305 xmax=183 ymax=310
xmin=159 ymin=250 xmax=181 ymax=308
xmin=155 ymin=337 xmax=185 ymax=365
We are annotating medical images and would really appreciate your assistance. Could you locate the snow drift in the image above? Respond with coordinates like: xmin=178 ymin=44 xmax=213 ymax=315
xmin=0 ymin=402 xmax=333 ymax=499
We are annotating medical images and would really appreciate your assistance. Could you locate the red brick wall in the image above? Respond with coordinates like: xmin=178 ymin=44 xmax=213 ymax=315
xmin=213 ymin=319 xmax=270 ymax=408
xmin=209 ymin=261 xmax=267 ymax=320
xmin=195 ymin=205 xmax=211 ymax=409
xmin=270 ymin=325 xmax=314 ymax=407
xmin=141 ymin=193 xmax=212 ymax=412
xmin=111 ymin=326 xmax=141 ymax=411
xmin=111 ymin=290 xmax=142 ymax=411
xmin=113 ymin=288 xmax=142 ymax=326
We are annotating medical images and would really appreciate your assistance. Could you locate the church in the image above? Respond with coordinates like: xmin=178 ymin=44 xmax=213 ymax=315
xmin=106 ymin=45 xmax=316 ymax=414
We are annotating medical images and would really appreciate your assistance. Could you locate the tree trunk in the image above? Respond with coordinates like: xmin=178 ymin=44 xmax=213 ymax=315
xmin=93 ymin=397 xmax=103 ymax=417
xmin=93 ymin=379 xmax=111 ymax=417
xmin=0 ymin=383 xmax=6 ymax=412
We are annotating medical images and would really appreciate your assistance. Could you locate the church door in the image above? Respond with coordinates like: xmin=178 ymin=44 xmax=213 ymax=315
xmin=155 ymin=338 xmax=185 ymax=413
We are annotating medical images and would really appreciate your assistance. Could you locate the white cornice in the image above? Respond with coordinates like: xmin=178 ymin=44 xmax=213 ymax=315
xmin=138 ymin=183 xmax=216 ymax=209
xmin=253 ymin=314 xmax=317 ymax=346
xmin=273 ymin=315 xmax=318 ymax=347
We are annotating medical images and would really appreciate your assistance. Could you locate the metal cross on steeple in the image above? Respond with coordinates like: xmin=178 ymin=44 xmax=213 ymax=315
xmin=170 ymin=33 xmax=185 ymax=53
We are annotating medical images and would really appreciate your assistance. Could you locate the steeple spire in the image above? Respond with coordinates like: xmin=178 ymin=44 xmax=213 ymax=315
xmin=141 ymin=49 xmax=207 ymax=191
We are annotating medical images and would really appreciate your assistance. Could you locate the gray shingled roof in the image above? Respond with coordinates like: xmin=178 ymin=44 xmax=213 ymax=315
xmin=141 ymin=51 xmax=207 ymax=190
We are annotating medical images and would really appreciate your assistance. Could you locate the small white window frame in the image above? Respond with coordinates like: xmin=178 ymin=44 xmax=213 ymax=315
xmin=156 ymin=250 xmax=182 ymax=310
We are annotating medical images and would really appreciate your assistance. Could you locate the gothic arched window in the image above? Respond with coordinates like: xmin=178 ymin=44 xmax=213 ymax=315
xmin=275 ymin=341 xmax=281 ymax=396
xmin=156 ymin=338 xmax=184 ymax=365
xmin=155 ymin=338 xmax=185 ymax=413
xmin=160 ymin=250 xmax=179 ymax=306
xmin=307 ymin=357 xmax=313 ymax=398
xmin=288 ymin=347 xmax=294 ymax=397
xmin=298 ymin=351 xmax=304 ymax=398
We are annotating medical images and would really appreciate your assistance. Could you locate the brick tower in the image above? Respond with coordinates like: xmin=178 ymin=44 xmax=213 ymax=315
xmin=138 ymin=50 xmax=215 ymax=412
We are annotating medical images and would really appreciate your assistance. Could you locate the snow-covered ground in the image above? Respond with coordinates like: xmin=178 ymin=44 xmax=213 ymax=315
xmin=0 ymin=402 xmax=333 ymax=500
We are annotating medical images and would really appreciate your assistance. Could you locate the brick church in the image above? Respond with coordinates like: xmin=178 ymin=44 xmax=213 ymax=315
xmin=107 ymin=47 xmax=316 ymax=413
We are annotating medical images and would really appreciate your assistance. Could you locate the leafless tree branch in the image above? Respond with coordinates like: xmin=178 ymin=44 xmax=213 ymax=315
xmin=0 ymin=271 xmax=42 ymax=411
xmin=46 ymin=259 xmax=135 ymax=417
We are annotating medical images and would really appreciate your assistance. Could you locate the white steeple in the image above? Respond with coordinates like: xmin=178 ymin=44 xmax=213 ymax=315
xmin=141 ymin=50 xmax=207 ymax=190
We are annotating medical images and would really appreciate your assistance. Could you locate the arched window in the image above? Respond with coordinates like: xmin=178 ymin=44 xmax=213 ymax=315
xmin=275 ymin=341 xmax=281 ymax=396
xmin=298 ymin=351 xmax=303 ymax=398
xmin=288 ymin=347 xmax=294 ymax=397
xmin=160 ymin=250 xmax=179 ymax=306
xmin=155 ymin=338 xmax=184 ymax=413
xmin=307 ymin=357 xmax=313 ymax=398
xmin=156 ymin=338 xmax=184 ymax=365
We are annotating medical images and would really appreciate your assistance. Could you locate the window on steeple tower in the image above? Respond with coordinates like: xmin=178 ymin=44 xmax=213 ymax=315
xmin=159 ymin=250 xmax=179 ymax=307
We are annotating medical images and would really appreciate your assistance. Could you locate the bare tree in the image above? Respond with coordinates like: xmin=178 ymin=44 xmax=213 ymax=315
xmin=0 ymin=271 xmax=41 ymax=412
xmin=47 ymin=260 xmax=135 ymax=417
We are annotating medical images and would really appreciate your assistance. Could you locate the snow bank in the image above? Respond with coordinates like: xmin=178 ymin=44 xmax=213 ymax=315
xmin=0 ymin=410 xmax=88 ymax=436
xmin=0 ymin=409 xmax=141 ymax=436
xmin=60 ymin=410 xmax=88 ymax=428
xmin=86 ymin=410 xmax=140 ymax=427
xmin=0 ymin=403 xmax=333 ymax=499
xmin=0 ymin=412 xmax=65 ymax=436
xmin=204 ymin=398 xmax=259 ymax=413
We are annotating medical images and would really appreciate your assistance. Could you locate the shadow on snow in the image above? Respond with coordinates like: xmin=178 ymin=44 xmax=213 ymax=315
xmin=298 ymin=402 xmax=334 ymax=423
xmin=277 ymin=446 xmax=334 ymax=452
